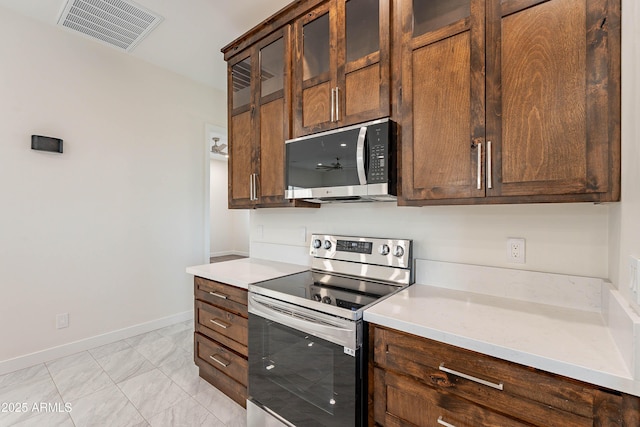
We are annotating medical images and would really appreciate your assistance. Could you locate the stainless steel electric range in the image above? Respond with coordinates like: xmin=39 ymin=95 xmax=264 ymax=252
xmin=247 ymin=234 xmax=413 ymax=427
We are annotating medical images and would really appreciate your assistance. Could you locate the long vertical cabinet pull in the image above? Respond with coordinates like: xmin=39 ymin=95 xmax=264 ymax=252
xmin=334 ymin=87 xmax=340 ymax=122
xmin=330 ymin=88 xmax=336 ymax=122
xmin=476 ymin=142 xmax=482 ymax=190
xmin=487 ymin=141 xmax=493 ymax=189
xmin=249 ymin=173 xmax=258 ymax=201
xmin=250 ymin=174 xmax=258 ymax=201
xmin=249 ymin=174 xmax=254 ymax=201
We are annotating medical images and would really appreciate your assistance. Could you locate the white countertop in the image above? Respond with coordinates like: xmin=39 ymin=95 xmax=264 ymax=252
xmin=186 ymin=258 xmax=309 ymax=289
xmin=364 ymin=284 xmax=640 ymax=397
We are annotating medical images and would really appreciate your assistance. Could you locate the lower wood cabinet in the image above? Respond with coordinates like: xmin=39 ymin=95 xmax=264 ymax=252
xmin=369 ymin=324 xmax=638 ymax=426
xmin=193 ymin=277 xmax=248 ymax=407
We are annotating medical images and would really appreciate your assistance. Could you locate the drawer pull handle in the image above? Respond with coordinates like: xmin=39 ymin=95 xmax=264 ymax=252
xmin=437 ymin=416 xmax=456 ymax=427
xmin=209 ymin=292 xmax=228 ymax=300
xmin=210 ymin=354 xmax=230 ymax=367
xmin=439 ymin=363 xmax=504 ymax=391
xmin=210 ymin=318 xmax=230 ymax=329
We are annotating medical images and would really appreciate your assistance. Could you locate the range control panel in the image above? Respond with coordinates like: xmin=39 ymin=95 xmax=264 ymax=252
xmin=336 ymin=239 xmax=373 ymax=254
xmin=310 ymin=234 xmax=412 ymax=270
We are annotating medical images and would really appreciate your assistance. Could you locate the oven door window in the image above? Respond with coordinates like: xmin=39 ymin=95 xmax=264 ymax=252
xmin=249 ymin=313 xmax=358 ymax=426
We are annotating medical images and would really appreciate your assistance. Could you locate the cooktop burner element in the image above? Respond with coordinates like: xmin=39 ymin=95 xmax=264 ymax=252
xmin=249 ymin=234 xmax=413 ymax=320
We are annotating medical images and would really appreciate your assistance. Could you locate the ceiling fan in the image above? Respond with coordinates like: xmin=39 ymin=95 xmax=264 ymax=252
xmin=211 ymin=137 xmax=228 ymax=155
xmin=316 ymin=157 xmax=343 ymax=171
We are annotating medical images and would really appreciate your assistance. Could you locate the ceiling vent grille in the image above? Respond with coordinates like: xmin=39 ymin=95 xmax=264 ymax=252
xmin=57 ymin=0 xmax=163 ymax=52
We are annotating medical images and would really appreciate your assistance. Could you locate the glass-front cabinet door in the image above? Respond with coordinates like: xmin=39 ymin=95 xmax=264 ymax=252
xmin=227 ymin=26 xmax=300 ymax=209
xmin=399 ymin=0 xmax=486 ymax=203
xmin=293 ymin=0 xmax=390 ymax=137
xmin=256 ymin=29 xmax=293 ymax=206
xmin=229 ymin=52 xmax=255 ymax=208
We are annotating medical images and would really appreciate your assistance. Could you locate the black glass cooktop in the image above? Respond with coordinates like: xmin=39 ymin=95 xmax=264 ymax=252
xmin=250 ymin=270 xmax=403 ymax=320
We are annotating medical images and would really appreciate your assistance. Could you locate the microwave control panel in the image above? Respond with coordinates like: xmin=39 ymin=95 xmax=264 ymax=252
xmin=367 ymin=122 xmax=390 ymax=184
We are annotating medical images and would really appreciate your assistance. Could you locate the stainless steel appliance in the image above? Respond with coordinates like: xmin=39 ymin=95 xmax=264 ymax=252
xmin=247 ymin=234 xmax=413 ymax=427
xmin=284 ymin=118 xmax=397 ymax=203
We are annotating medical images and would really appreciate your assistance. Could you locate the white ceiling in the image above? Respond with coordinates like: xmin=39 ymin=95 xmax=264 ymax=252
xmin=0 ymin=0 xmax=292 ymax=92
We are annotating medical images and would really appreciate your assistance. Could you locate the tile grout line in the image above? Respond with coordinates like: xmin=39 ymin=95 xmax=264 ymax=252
xmin=43 ymin=362 xmax=78 ymax=427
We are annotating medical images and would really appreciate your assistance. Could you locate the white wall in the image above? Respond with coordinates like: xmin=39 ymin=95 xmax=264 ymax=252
xmin=210 ymin=158 xmax=249 ymax=256
xmin=252 ymin=203 xmax=609 ymax=278
xmin=609 ymin=0 xmax=640 ymax=311
xmin=252 ymin=3 xmax=640 ymax=295
xmin=0 ymin=7 xmax=225 ymax=362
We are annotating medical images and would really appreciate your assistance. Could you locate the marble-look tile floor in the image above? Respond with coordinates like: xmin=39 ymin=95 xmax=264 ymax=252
xmin=0 ymin=320 xmax=246 ymax=427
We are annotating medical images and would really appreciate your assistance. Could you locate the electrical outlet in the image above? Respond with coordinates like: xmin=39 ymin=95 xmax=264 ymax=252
xmin=507 ymin=238 xmax=526 ymax=264
xmin=56 ymin=313 xmax=69 ymax=329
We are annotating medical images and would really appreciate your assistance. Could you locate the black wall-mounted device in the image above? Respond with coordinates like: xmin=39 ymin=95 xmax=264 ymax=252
xmin=31 ymin=135 xmax=63 ymax=153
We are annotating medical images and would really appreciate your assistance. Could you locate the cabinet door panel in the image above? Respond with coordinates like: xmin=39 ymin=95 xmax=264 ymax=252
xmin=229 ymin=111 xmax=253 ymax=206
xmin=399 ymin=0 xmax=485 ymax=204
xmin=403 ymin=30 xmax=483 ymax=201
xmin=259 ymin=98 xmax=286 ymax=203
xmin=487 ymin=0 xmax=615 ymax=198
xmin=502 ymin=0 xmax=586 ymax=185
xmin=344 ymin=64 xmax=380 ymax=117
xmin=302 ymin=81 xmax=332 ymax=128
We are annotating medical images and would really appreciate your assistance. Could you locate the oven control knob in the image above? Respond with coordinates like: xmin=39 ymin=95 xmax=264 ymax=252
xmin=393 ymin=245 xmax=405 ymax=258
xmin=323 ymin=240 xmax=332 ymax=250
xmin=312 ymin=239 xmax=322 ymax=249
xmin=313 ymin=293 xmax=322 ymax=302
xmin=322 ymin=296 xmax=332 ymax=304
xmin=378 ymin=244 xmax=390 ymax=255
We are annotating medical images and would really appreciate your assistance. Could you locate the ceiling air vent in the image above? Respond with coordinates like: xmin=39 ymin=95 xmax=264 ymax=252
xmin=57 ymin=0 xmax=163 ymax=52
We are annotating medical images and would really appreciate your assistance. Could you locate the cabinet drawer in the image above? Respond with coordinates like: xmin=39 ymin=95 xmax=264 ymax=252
xmin=373 ymin=326 xmax=596 ymax=427
xmin=194 ymin=277 xmax=248 ymax=316
xmin=195 ymin=333 xmax=247 ymax=387
xmin=196 ymin=300 xmax=248 ymax=357
xmin=374 ymin=368 xmax=529 ymax=427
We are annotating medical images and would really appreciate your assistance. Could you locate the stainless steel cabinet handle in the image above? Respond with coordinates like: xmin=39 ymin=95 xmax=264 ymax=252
xmin=254 ymin=173 xmax=259 ymax=200
xmin=330 ymin=88 xmax=336 ymax=122
xmin=476 ymin=142 xmax=482 ymax=190
xmin=209 ymin=354 xmax=230 ymax=367
xmin=335 ymin=86 xmax=340 ymax=122
xmin=209 ymin=292 xmax=228 ymax=300
xmin=487 ymin=140 xmax=493 ymax=189
xmin=249 ymin=173 xmax=254 ymax=201
xmin=210 ymin=318 xmax=230 ymax=329
xmin=439 ymin=363 xmax=504 ymax=390
xmin=437 ymin=416 xmax=456 ymax=427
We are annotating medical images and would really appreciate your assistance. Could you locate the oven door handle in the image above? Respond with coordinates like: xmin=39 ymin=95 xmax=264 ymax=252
xmin=248 ymin=293 xmax=359 ymax=351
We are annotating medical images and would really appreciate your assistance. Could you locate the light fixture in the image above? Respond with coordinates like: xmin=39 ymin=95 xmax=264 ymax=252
xmin=211 ymin=137 xmax=228 ymax=157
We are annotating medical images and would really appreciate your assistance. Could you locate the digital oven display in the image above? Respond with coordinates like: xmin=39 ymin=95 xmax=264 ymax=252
xmin=336 ymin=240 xmax=372 ymax=254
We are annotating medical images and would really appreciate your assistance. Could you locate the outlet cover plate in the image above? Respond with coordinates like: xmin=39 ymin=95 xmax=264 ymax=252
xmin=507 ymin=238 xmax=526 ymax=264
xmin=56 ymin=313 xmax=69 ymax=329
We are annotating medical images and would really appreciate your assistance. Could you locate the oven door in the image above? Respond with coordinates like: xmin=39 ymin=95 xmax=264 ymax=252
xmin=248 ymin=293 xmax=364 ymax=427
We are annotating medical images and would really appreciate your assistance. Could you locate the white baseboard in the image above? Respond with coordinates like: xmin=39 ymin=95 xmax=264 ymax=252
xmin=0 ymin=310 xmax=194 ymax=376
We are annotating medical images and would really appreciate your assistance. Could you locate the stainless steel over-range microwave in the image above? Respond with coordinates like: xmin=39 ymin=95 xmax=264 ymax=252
xmin=284 ymin=118 xmax=397 ymax=203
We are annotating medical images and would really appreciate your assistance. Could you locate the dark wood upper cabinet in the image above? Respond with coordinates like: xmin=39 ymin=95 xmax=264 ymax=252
xmin=399 ymin=0 xmax=485 ymax=202
xmin=398 ymin=0 xmax=621 ymax=205
xmin=227 ymin=27 xmax=315 ymax=209
xmin=222 ymin=0 xmax=620 ymax=207
xmin=292 ymin=0 xmax=390 ymax=137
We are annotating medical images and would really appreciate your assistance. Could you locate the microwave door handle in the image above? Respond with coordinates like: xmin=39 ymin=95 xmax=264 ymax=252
xmin=356 ymin=126 xmax=367 ymax=185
